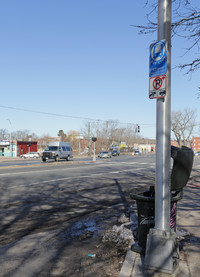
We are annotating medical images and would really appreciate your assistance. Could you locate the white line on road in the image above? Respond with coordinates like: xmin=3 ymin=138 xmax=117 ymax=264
xmin=0 ymin=161 xmax=154 ymax=177
xmin=4 ymin=167 xmax=152 ymax=189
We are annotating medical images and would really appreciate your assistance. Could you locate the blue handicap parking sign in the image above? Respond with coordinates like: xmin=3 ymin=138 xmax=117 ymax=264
xmin=149 ymin=40 xmax=167 ymax=77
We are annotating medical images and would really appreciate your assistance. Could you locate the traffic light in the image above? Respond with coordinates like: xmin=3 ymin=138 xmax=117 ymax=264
xmin=137 ymin=125 xmax=140 ymax=133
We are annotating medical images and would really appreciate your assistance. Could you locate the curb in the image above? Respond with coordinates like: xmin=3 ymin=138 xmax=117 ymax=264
xmin=118 ymin=248 xmax=136 ymax=277
xmin=118 ymin=249 xmax=191 ymax=277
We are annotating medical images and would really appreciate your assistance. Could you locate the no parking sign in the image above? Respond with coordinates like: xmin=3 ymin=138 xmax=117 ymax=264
xmin=149 ymin=75 xmax=167 ymax=99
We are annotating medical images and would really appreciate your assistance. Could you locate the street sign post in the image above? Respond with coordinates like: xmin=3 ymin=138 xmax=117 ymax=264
xmin=149 ymin=74 xmax=167 ymax=99
xmin=145 ymin=0 xmax=179 ymax=275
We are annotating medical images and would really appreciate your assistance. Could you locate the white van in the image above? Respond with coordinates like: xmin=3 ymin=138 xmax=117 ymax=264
xmin=42 ymin=142 xmax=73 ymax=162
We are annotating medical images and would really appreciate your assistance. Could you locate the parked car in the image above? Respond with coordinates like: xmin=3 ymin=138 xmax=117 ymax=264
xmin=99 ymin=151 xmax=112 ymax=158
xmin=98 ymin=152 xmax=103 ymax=158
xmin=132 ymin=150 xmax=141 ymax=156
xmin=194 ymin=151 xmax=200 ymax=156
xmin=112 ymin=150 xmax=120 ymax=156
xmin=20 ymin=152 xmax=41 ymax=159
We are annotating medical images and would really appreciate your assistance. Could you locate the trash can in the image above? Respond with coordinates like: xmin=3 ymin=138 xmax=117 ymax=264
xmin=130 ymin=186 xmax=183 ymax=252
xmin=171 ymin=145 xmax=194 ymax=191
xmin=130 ymin=146 xmax=193 ymax=254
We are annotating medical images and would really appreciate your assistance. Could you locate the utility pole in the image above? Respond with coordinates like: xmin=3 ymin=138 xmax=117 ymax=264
xmin=88 ymin=122 xmax=91 ymax=156
xmin=145 ymin=0 xmax=179 ymax=274
xmin=78 ymin=135 xmax=81 ymax=155
xmin=7 ymin=119 xmax=12 ymax=157
xmin=92 ymin=137 xmax=97 ymax=161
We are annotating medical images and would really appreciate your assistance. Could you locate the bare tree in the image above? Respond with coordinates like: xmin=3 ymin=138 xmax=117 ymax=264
xmin=0 ymin=129 xmax=8 ymax=140
xmin=80 ymin=120 xmax=118 ymax=152
xmin=133 ymin=0 xmax=200 ymax=74
xmin=171 ymin=108 xmax=196 ymax=146
xmin=65 ymin=130 xmax=80 ymax=150
xmin=57 ymin=130 xmax=66 ymax=141
xmin=123 ymin=124 xmax=138 ymax=148
xmin=38 ymin=133 xmax=55 ymax=150
xmin=81 ymin=120 xmax=139 ymax=152
xmin=0 ymin=129 xmax=39 ymax=141
xmin=12 ymin=129 xmax=33 ymax=141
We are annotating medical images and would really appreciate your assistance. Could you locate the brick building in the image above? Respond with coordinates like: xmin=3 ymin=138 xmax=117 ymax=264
xmin=192 ymin=137 xmax=200 ymax=152
xmin=17 ymin=141 xmax=37 ymax=156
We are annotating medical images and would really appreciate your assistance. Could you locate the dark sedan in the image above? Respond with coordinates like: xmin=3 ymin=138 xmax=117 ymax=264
xmin=112 ymin=150 xmax=120 ymax=156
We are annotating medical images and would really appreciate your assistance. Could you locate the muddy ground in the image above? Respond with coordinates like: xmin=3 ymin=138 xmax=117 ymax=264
xmin=0 ymin=201 xmax=137 ymax=277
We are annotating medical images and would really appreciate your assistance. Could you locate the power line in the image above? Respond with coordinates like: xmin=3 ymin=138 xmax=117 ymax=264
xmin=0 ymin=105 xmax=95 ymax=121
xmin=0 ymin=104 xmax=155 ymax=127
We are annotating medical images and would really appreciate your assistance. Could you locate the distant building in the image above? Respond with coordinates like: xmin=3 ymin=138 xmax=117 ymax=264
xmin=171 ymin=140 xmax=179 ymax=147
xmin=0 ymin=140 xmax=17 ymax=157
xmin=17 ymin=141 xmax=37 ymax=156
xmin=138 ymin=143 xmax=156 ymax=153
xmin=192 ymin=137 xmax=200 ymax=152
xmin=171 ymin=140 xmax=192 ymax=148
xmin=137 ymin=138 xmax=156 ymax=153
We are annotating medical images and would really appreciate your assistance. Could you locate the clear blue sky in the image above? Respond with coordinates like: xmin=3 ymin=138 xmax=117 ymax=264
xmin=0 ymin=0 xmax=199 ymax=139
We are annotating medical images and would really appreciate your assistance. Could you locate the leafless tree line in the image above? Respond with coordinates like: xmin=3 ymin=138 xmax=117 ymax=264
xmin=56 ymin=121 xmax=140 ymax=153
xmin=1 ymin=108 xmax=197 ymax=150
xmin=80 ymin=120 xmax=139 ymax=153
xmin=172 ymin=108 xmax=197 ymax=146
xmin=0 ymin=129 xmax=38 ymax=141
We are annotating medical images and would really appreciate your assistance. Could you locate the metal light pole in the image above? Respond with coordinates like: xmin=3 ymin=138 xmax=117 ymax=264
xmin=93 ymin=141 xmax=96 ymax=161
xmin=145 ymin=0 xmax=179 ymax=274
xmin=78 ymin=134 xmax=83 ymax=155
xmin=88 ymin=122 xmax=91 ymax=156
xmin=7 ymin=119 xmax=12 ymax=157
xmin=156 ymin=0 xmax=171 ymax=234
xmin=92 ymin=137 xmax=97 ymax=161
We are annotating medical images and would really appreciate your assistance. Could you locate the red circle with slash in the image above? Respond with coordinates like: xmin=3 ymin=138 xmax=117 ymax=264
xmin=153 ymin=77 xmax=162 ymax=89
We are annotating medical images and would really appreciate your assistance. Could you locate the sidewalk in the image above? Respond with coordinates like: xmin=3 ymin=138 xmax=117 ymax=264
xmin=119 ymin=181 xmax=200 ymax=277
xmin=0 ymin=156 xmax=19 ymax=162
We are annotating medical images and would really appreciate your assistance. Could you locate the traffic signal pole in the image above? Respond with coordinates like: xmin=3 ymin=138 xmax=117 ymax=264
xmin=145 ymin=0 xmax=179 ymax=274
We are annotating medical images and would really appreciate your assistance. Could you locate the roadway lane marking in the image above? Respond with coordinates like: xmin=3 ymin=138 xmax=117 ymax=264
xmin=0 ymin=161 xmax=155 ymax=177
xmin=0 ymin=164 xmax=108 ymax=176
xmin=4 ymin=167 xmax=153 ymax=189
xmin=0 ymin=168 xmax=65 ymax=176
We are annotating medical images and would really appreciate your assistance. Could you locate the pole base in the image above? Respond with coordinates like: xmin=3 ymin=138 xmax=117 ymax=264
xmin=145 ymin=228 xmax=179 ymax=275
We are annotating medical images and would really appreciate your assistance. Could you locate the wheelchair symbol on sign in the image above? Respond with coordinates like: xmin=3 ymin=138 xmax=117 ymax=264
xmin=152 ymin=42 xmax=165 ymax=61
xmin=153 ymin=77 xmax=162 ymax=90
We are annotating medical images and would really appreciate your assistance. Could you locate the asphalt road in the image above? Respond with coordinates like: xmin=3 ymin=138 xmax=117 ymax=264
xmin=1 ymin=154 xmax=200 ymax=276
xmin=0 ymin=154 xmax=156 ymax=212
xmin=0 ymin=154 xmax=156 ymax=276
